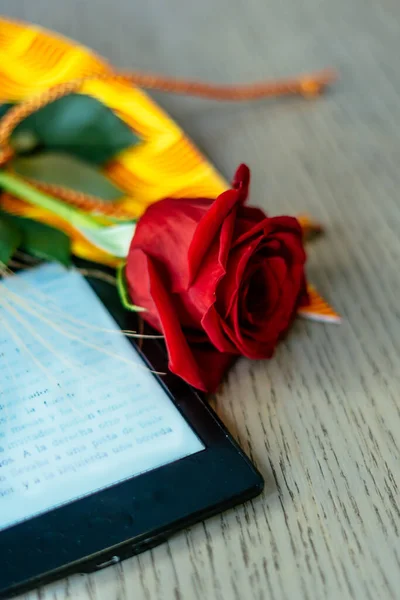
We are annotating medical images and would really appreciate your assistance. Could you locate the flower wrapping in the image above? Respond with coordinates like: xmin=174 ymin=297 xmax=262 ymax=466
xmin=0 ymin=17 xmax=340 ymax=392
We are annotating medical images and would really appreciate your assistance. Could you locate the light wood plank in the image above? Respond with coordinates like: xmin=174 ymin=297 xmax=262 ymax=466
xmin=4 ymin=0 xmax=400 ymax=598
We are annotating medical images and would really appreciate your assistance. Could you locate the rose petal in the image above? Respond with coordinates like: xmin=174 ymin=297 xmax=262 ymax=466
xmin=232 ymin=163 xmax=251 ymax=193
xmin=217 ymin=235 xmax=263 ymax=319
xmin=272 ymin=231 xmax=306 ymax=265
xmin=185 ymin=203 xmax=238 ymax=321
xmin=189 ymin=347 xmax=237 ymax=393
xmin=223 ymin=254 xmax=300 ymax=358
xmin=188 ymin=165 xmax=250 ymax=284
xmin=146 ymin=256 xmax=235 ymax=392
xmin=222 ymin=302 xmax=276 ymax=359
xmin=233 ymin=205 xmax=268 ymax=242
xmin=126 ymin=248 xmax=162 ymax=330
xmin=201 ymin=304 xmax=238 ymax=353
xmin=240 ymin=262 xmax=265 ymax=325
xmin=129 ymin=196 xmax=213 ymax=292
xmin=234 ymin=215 xmax=302 ymax=249
xmin=242 ymin=261 xmax=281 ymax=326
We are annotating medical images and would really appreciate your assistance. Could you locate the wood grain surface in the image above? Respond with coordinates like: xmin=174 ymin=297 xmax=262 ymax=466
xmin=3 ymin=0 xmax=400 ymax=598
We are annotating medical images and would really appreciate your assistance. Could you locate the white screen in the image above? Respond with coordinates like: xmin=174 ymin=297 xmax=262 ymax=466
xmin=0 ymin=264 xmax=204 ymax=532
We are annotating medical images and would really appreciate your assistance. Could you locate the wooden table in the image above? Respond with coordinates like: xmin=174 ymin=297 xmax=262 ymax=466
xmin=6 ymin=0 xmax=400 ymax=598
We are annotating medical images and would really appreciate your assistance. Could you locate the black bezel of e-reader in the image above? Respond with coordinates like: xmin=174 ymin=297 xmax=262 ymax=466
xmin=0 ymin=261 xmax=264 ymax=599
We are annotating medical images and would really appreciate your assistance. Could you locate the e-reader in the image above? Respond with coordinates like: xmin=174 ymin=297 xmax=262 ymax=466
xmin=0 ymin=263 xmax=263 ymax=598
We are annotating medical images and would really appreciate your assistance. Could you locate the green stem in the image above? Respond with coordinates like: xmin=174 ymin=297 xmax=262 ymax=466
xmin=116 ymin=263 xmax=146 ymax=312
xmin=0 ymin=171 xmax=103 ymax=230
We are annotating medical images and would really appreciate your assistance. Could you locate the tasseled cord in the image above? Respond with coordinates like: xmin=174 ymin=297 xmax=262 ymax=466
xmin=0 ymin=67 xmax=337 ymax=217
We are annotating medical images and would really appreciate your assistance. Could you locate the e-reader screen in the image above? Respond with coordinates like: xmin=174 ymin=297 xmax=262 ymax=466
xmin=0 ymin=264 xmax=204 ymax=533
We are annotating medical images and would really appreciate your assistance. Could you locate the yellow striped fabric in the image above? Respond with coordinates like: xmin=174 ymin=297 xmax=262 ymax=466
xmin=298 ymin=284 xmax=341 ymax=324
xmin=0 ymin=18 xmax=339 ymax=322
xmin=0 ymin=17 xmax=226 ymax=262
xmin=296 ymin=214 xmax=324 ymax=242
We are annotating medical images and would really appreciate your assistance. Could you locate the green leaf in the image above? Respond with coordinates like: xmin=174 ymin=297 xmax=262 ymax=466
xmin=11 ymin=93 xmax=140 ymax=165
xmin=0 ymin=171 xmax=103 ymax=231
xmin=13 ymin=152 xmax=123 ymax=201
xmin=0 ymin=216 xmax=22 ymax=265
xmin=116 ymin=263 xmax=146 ymax=312
xmin=78 ymin=222 xmax=135 ymax=258
xmin=0 ymin=103 xmax=12 ymax=119
xmin=6 ymin=216 xmax=71 ymax=266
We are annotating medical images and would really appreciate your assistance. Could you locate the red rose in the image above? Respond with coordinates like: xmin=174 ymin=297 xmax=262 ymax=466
xmin=126 ymin=164 xmax=307 ymax=392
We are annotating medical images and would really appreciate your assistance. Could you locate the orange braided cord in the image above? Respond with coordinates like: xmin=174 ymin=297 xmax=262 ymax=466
xmin=0 ymin=79 xmax=80 ymax=160
xmin=21 ymin=177 xmax=135 ymax=219
xmin=0 ymin=68 xmax=337 ymax=159
xmin=0 ymin=67 xmax=337 ymax=215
